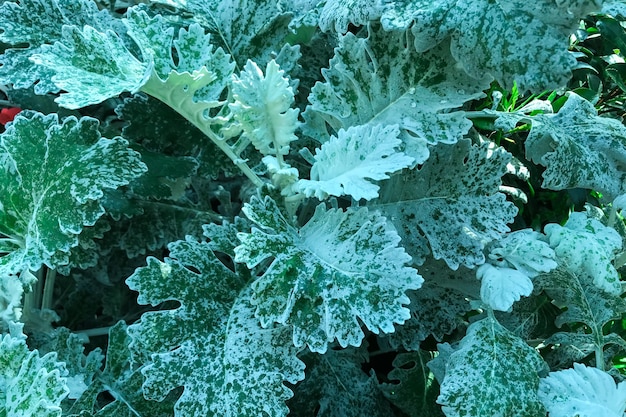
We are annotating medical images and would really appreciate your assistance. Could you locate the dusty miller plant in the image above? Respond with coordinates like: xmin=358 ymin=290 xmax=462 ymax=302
xmin=1 ymin=0 xmax=626 ymax=416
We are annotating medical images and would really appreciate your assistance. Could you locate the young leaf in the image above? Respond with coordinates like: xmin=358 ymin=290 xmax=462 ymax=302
xmin=296 ymin=124 xmax=414 ymax=201
xmin=235 ymin=196 xmax=423 ymax=353
xmin=315 ymin=0 xmax=384 ymax=33
xmin=374 ymin=139 xmax=518 ymax=269
xmin=0 ymin=274 xmax=24 ymax=325
xmin=433 ymin=315 xmax=546 ymax=417
xmin=31 ymin=25 xmax=149 ymax=109
xmin=476 ymin=263 xmax=533 ymax=312
xmin=230 ymin=60 xmax=300 ymax=156
xmin=0 ymin=322 xmax=69 ymax=417
xmin=538 ymin=363 xmax=626 ymax=417
xmin=544 ymin=212 xmax=622 ymax=295
xmin=126 ymin=233 xmax=305 ymax=417
xmin=305 ymin=25 xmax=490 ymax=163
xmin=0 ymin=112 xmax=146 ymax=277
xmin=486 ymin=229 xmax=557 ymax=278
xmin=525 ymin=93 xmax=626 ymax=200
xmin=381 ymin=0 xmax=602 ymax=91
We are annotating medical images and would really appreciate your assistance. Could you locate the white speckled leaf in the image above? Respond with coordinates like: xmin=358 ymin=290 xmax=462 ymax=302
xmin=374 ymin=139 xmax=518 ymax=269
xmin=230 ymin=60 xmax=299 ymax=156
xmin=538 ymin=363 xmax=626 ymax=417
xmin=305 ymin=25 xmax=490 ymax=163
xmin=126 ymin=234 xmax=304 ymax=417
xmin=435 ymin=315 xmax=546 ymax=417
xmin=316 ymin=0 xmax=384 ymax=33
xmin=0 ymin=0 xmax=117 ymax=93
xmin=296 ymin=124 xmax=414 ymax=201
xmin=234 ymin=196 xmax=423 ymax=353
xmin=381 ymin=0 xmax=602 ymax=91
xmin=0 ymin=322 xmax=69 ymax=417
xmin=487 ymin=229 xmax=557 ymax=278
xmin=30 ymin=25 xmax=148 ymax=109
xmin=525 ymin=93 xmax=626 ymax=200
xmin=544 ymin=212 xmax=622 ymax=295
xmin=0 ymin=112 xmax=146 ymax=277
xmin=476 ymin=264 xmax=533 ymax=312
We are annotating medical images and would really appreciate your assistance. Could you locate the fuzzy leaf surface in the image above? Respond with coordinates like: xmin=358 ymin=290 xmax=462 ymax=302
xmin=486 ymin=229 xmax=557 ymax=278
xmin=306 ymin=25 xmax=489 ymax=163
xmin=0 ymin=322 xmax=69 ymax=417
xmin=538 ymin=363 xmax=626 ymax=417
xmin=296 ymin=124 xmax=414 ymax=201
xmin=476 ymin=263 xmax=533 ymax=312
xmin=381 ymin=0 xmax=602 ymax=91
xmin=374 ymin=139 xmax=517 ymax=269
xmin=525 ymin=93 xmax=626 ymax=200
xmin=434 ymin=315 xmax=546 ymax=417
xmin=0 ymin=112 xmax=146 ymax=277
xmin=31 ymin=25 xmax=148 ymax=109
xmin=126 ymin=234 xmax=304 ymax=417
xmin=235 ymin=196 xmax=422 ymax=353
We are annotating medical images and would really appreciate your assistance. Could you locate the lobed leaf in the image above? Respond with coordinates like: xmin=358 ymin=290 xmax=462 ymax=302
xmin=235 ymin=196 xmax=422 ymax=353
xmin=296 ymin=124 xmax=414 ymax=201
xmin=305 ymin=24 xmax=490 ymax=163
xmin=0 ymin=112 xmax=146 ymax=277
xmin=476 ymin=263 xmax=533 ymax=312
xmin=381 ymin=0 xmax=602 ymax=91
xmin=538 ymin=363 xmax=626 ymax=417
xmin=433 ymin=315 xmax=546 ymax=417
xmin=374 ymin=139 xmax=518 ymax=269
xmin=0 ymin=322 xmax=69 ymax=417
xmin=126 ymin=233 xmax=304 ymax=417
xmin=525 ymin=93 xmax=626 ymax=200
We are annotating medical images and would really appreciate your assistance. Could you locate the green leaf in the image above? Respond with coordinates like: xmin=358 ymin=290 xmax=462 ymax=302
xmin=0 ymin=322 xmax=69 ymax=417
xmin=0 ymin=112 xmax=146 ymax=277
xmin=296 ymin=124 xmax=414 ymax=201
xmin=305 ymin=25 xmax=490 ymax=163
xmin=289 ymin=346 xmax=394 ymax=417
xmin=374 ymin=139 xmax=518 ymax=269
xmin=230 ymin=60 xmax=300 ymax=156
xmin=315 ymin=0 xmax=384 ymax=33
xmin=433 ymin=315 xmax=546 ymax=417
xmin=31 ymin=25 xmax=149 ymax=109
xmin=68 ymin=321 xmax=177 ymax=417
xmin=538 ymin=363 xmax=626 ymax=417
xmin=0 ymin=274 xmax=24 ymax=325
xmin=525 ymin=93 xmax=626 ymax=200
xmin=544 ymin=212 xmax=622 ymax=295
xmin=126 ymin=233 xmax=304 ymax=417
xmin=235 ymin=196 xmax=422 ymax=353
xmin=380 ymin=351 xmax=444 ymax=417
xmin=381 ymin=0 xmax=602 ymax=91
xmin=0 ymin=0 xmax=119 ymax=93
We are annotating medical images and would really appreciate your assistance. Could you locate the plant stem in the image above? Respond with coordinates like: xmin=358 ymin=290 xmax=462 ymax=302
xmin=42 ymin=269 xmax=56 ymax=311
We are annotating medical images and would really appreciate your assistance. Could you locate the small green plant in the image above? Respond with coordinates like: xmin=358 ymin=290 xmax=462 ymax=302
xmin=1 ymin=0 xmax=626 ymax=416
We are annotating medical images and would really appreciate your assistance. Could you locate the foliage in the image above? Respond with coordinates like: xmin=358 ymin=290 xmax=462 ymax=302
xmin=0 ymin=0 xmax=625 ymax=416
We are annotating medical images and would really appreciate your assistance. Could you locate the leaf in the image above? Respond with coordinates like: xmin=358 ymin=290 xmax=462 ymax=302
xmin=234 ymin=196 xmax=422 ymax=353
xmin=296 ymin=124 xmax=414 ymax=201
xmin=544 ymin=212 xmax=622 ymax=295
xmin=380 ymin=351 xmax=444 ymax=417
xmin=316 ymin=0 xmax=384 ymax=33
xmin=525 ymin=93 xmax=626 ymax=200
xmin=288 ymin=346 xmax=394 ymax=417
xmin=380 ymin=0 xmax=602 ymax=91
xmin=0 ymin=0 xmax=119 ymax=93
xmin=433 ymin=315 xmax=546 ymax=417
xmin=0 ymin=112 xmax=146 ymax=278
xmin=305 ymin=25 xmax=490 ymax=163
xmin=30 ymin=25 xmax=149 ymax=109
xmin=67 ymin=321 xmax=177 ymax=417
xmin=126 ymin=232 xmax=304 ymax=417
xmin=476 ymin=263 xmax=533 ymax=312
xmin=374 ymin=139 xmax=518 ymax=269
xmin=486 ymin=229 xmax=557 ymax=278
xmin=0 ymin=322 xmax=69 ymax=417
xmin=538 ymin=363 xmax=626 ymax=417
xmin=230 ymin=60 xmax=300 ymax=156
xmin=0 ymin=274 xmax=24 ymax=325
xmin=385 ymin=260 xmax=474 ymax=351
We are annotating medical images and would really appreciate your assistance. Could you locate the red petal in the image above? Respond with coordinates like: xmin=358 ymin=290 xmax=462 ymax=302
xmin=0 ymin=107 xmax=21 ymax=125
